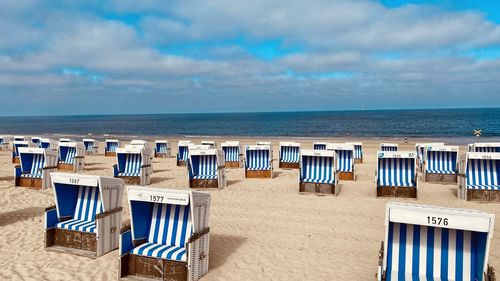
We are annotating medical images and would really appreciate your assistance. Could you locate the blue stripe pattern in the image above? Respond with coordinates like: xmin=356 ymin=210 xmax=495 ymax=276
xmin=353 ymin=145 xmax=363 ymax=159
xmin=246 ymin=149 xmax=271 ymax=170
xmin=385 ymin=222 xmax=487 ymax=281
xmin=21 ymin=153 xmax=44 ymax=178
xmin=381 ymin=145 xmax=398 ymax=152
xmin=314 ymin=144 xmax=327 ymax=150
xmin=14 ymin=143 xmax=29 ymax=156
xmin=56 ymin=186 xmax=101 ymax=233
xmin=118 ymin=154 xmax=142 ymax=177
xmin=106 ymin=141 xmax=118 ymax=152
xmin=131 ymin=203 xmax=192 ymax=262
xmin=156 ymin=143 xmax=168 ymax=153
xmin=177 ymin=146 xmax=188 ymax=161
xmin=223 ymin=146 xmax=240 ymax=162
xmin=377 ymin=158 xmax=416 ymax=187
xmin=301 ymin=155 xmax=335 ymax=184
xmin=335 ymin=150 xmax=353 ymax=172
xmin=466 ymin=158 xmax=499 ymax=190
xmin=475 ymin=147 xmax=500 ymax=153
xmin=280 ymin=146 xmax=300 ymax=163
xmin=84 ymin=141 xmax=94 ymax=152
xmin=426 ymin=151 xmax=457 ymax=174
xmin=191 ymin=154 xmax=218 ymax=179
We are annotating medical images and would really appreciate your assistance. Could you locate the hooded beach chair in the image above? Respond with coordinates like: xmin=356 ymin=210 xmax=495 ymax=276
xmin=105 ymin=139 xmax=120 ymax=156
xmin=313 ymin=142 xmax=328 ymax=150
xmin=154 ymin=140 xmax=171 ymax=158
xmin=416 ymin=143 xmax=445 ymax=172
xmin=327 ymin=143 xmax=355 ymax=180
xmin=40 ymin=138 xmax=57 ymax=150
xmin=128 ymin=140 xmax=155 ymax=162
xmin=201 ymin=140 xmax=216 ymax=148
xmin=31 ymin=136 xmax=42 ymax=147
xmin=119 ymin=187 xmax=211 ymax=281
xmin=15 ymin=147 xmax=57 ymax=189
xmin=279 ymin=142 xmax=301 ymax=169
xmin=57 ymin=141 xmax=85 ymax=172
xmin=347 ymin=142 xmax=363 ymax=163
xmin=458 ymin=152 xmax=500 ymax=202
xmin=377 ymin=202 xmax=496 ymax=281
xmin=299 ymin=149 xmax=339 ymax=195
xmin=0 ymin=136 xmax=10 ymax=151
xmin=376 ymin=151 xmax=417 ymax=198
xmin=113 ymin=146 xmax=152 ymax=186
xmin=381 ymin=143 xmax=398 ymax=152
xmin=471 ymin=143 xmax=500 ymax=153
xmin=245 ymin=145 xmax=273 ymax=178
xmin=177 ymin=141 xmax=192 ymax=166
xmin=83 ymin=138 xmax=98 ymax=155
xmin=12 ymin=140 xmax=30 ymax=163
xmin=221 ymin=141 xmax=243 ymax=168
xmin=188 ymin=148 xmax=226 ymax=189
xmin=44 ymin=173 xmax=124 ymax=258
xmin=14 ymin=135 xmax=26 ymax=141
xmin=423 ymin=145 xmax=459 ymax=184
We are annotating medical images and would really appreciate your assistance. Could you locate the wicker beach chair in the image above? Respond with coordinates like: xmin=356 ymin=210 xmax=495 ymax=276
xmin=327 ymin=143 xmax=355 ymax=181
xmin=221 ymin=141 xmax=243 ymax=168
xmin=423 ymin=145 xmax=459 ymax=184
xmin=376 ymin=151 xmax=417 ymax=198
xmin=57 ymin=141 xmax=85 ymax=172
xmin=245 ymin=145 xmax=273 ymax=178
xmin=188 ymin=148 xmax=226 ymax=189
xmin=105 ymin=139 xmax=120 ymax=156
xmin=458 ymin=152 xmax=500 ymax=202
xmin=15 ymin=147 xmax=57 ymax=189
xmin=279 ymin=142 xmax=301 ymax=169
xmin=299 ymin=149 xmax=339 ymax=195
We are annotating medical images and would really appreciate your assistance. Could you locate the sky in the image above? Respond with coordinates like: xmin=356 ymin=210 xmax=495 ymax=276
xmin=0 ymin=0 xmax=499 ymax=116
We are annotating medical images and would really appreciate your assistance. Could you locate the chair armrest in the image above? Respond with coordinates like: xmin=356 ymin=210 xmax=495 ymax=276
xmin=74 ymin=156 xmax=85 ymax=159
xmin=188 ymin=227 xmax=210 ymax=244
xmin=141 ymin=164 xmax=151 ymax=168
xmin=42 ymin=166 xmax=58 ymax=170
xmin=96 ymin=207 xmax=123 ymax=219
xmin=457 ymin=173 xmax=466 ymax=178
xmin=119 ymin=229 xmax=134 ymax=256
xmin=44 ymin=207 xmax=59 ymax=229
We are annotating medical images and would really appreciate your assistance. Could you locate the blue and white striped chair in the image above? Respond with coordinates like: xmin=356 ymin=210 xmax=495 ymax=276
xmin=155 ymin=140 xmax=170 ymax=158
xmin=40 ymin=138 xmax=56 ymax=150
xmin=58 ymin=142 xmax=85 ymax=172
xmin=424 ymin=145 xmax=459 ymax=183
xmin=378 ymin=202 xmax=496 ymax=281
xmin=31 ymin=137 xmax=41 ymax=147
xmin=188 ymin=148 xmax=226 ymax=189
xmin=105 ymin=139 xmax=120 ymax=156
xmin=380 ymin=143 xmax=398 ymax=152
xmin=313 ymin=142 xmax=328 ymax=150
xmin=376 ymin=151 xmax=417 ymax=198
xmin=44 ymin=173 xmax=124 ymax=258
xmin=15 ymin=147 xmax=57 ymax=189
xmin=472 ymin=143 xmax=500 ymax=153
xmin=119 ymin=186 xmax=211 ymax=280
xmin=12 ymin=140 xmax=30 ymax=163
xmin=327 ymin=143 xmax=355 ymax=180
xmin=416 ymin=143 xmax=445 ymax=172
xmin=299 ymin=149 xmax=339 ymax=194
xmin=245 ymin=145 xmax=273 ymax=178
xmin=279 ymin=142 xmax=301 ymax=169
xmin=177 ymin=141 xmax=192 ymax=166
xmin=458 ymin=152 xmax=500 ymax=201
xmin=83 ymin=138 xmax=98 ymax=155
xmin=221 ymin=141 xmax=242 ymax=168
xmin=14 ymin=136 xmax=26 ymax=141
xmin=114 ymin=147 xmax=152 ymax=186
xmin=0 ymin=136 xmax=7 ymax=151
xmin=347 ymin=142 xmax=363 ymax=163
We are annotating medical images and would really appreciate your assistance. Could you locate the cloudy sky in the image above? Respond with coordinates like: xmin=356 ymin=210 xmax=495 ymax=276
xmin=1 ymin=0 xmax=499 ymax=116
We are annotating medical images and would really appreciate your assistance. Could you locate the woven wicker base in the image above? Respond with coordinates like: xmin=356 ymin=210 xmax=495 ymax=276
xmin=105 ymin=152 xmax=116 ymax=157
xmin=279 ymin=162 xmax=299 ymax=169
xmin=245 ymin=169 xmax=272 ymax=178
xmin=425 ymin=173 xmax=457 ymax=184
xmin=338 ymin=172 xmax=354 ymax=181
xmin=116 ymin=176 xmax=141 ymax=185
xmin=377 ymin=186 xmax=417 ymax=198
xmin=190 ymin=179 xmax=219 ymax=188
xmin=354 ymin=158 xmax=363 ymax=164
xmin=57 ymin=163 xmax=74 ymax=171
xmin=155 ymin=153 xmax=169 ymax=158
xmin=225 ymin=161 xmax=240 ymax=168
xmin=121 ymin=254 xmax=188 ymax=281
xmin=300 ymin=182 xmax=337 ymax=195
xmin=47 ymin=228 xmax=97 ymax=253
xmin=12 ymin=157 xmax=20 ymax=164
xmin=467 ymin=189 xmax=500 ymax=202
xmin=177 ymin=160 xmax=187 ymax=166
xmin=16 ymin=177 xmax=42 ymax=189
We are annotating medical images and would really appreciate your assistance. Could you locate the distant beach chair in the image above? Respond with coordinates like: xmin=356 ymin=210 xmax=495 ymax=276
xmin=423 ymin=145 xmax=459 ymax=184
xmin=415 ymin=143 xmax=444 ymax=172
xmin=128 ymin=140 xmax=155 ymax=162
xmin=59 ymin=138 xmax=72 ymax=143
xmin=458 ymin=152 xmax=500 ymax=202
xmin=14 ymin=135 xmax=26 ymax=141
xmin=12 ymin=140 xmax=30 ymax=164
xmin=327 ymin=143 xmax=355 ymax=181
xmin=299 ymin=149 xmax=339 ymax=194
xmin=380 ymin=143 xmax=398 ymax=152
xmin=44 ymin=173 xmax=124 ymax=258
xmin=0 ymin=136 xmax=10 ymax=151
xmin=245 ymin=145 xmax=273 ymax=178
xmin=188 ymin=148 xmax=226 ymax=189
xmin=471 ymin=142 xmax=500 ymax=153
xmin=15 ymin=147 xmax=57 ymax=189
xmin=313 ymin=142 xmax=328 ymax=150
xmin=256 ymin=141 xmax=272 ymax=146
xmin=377 ymin=202 xmax=496 ymax=281
xmin=113 ymin=146 xmax=152 ymax=186
xmin=201 ymin=140 xmax=216 ymax=148
xmin=279 ymin=142 xmax=301 ymax=169
xmin=119 ymin=186 xmax=211 ymax=280
xmin=31 ymin=136 xmax=42 ymax=147
xmin=83 ymin=138 xmax=98 ymax=155
xmin=177 ymin=141 xmax=192 ymax=166
xmin=376 ymin=151 xmax=417 ymax=198
xmin=40 ymin=138 xmax=57 ymax=150
xmin=105 ymin=139 xmax=120 ymax=156
xmin=154 ymin=140 xmax=171 ymax=158
xmin=57 ymin=141 xmax=85 ymax=172
xmin=221 ymin=141 xmax=243 ymax=168
xmin=347 ymin=142 xmax=364 ymax=163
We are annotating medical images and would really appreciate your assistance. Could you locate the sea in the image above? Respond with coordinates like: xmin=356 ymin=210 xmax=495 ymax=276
xmin=0 ymin=108 xmax=499 ymax=142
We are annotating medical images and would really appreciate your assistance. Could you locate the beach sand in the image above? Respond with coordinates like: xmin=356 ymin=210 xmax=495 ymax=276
xmin=1 ymin=138 xmax=500 ymax=280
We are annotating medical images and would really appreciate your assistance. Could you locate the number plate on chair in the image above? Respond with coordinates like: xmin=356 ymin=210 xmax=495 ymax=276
xmin=128 ymin=189 xmax=189 ymax=205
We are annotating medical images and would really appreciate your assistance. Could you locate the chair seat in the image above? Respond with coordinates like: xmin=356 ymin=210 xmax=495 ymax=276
xmin=131 ymin=242 xmax=187 ymax=262
xmin=20 ymin=173 xmax=42 ymax=178
xmin=386 ymin=271 xmax=442 ymax=281
xmin=467 ymin=184 xmax=500 ymax=190
xmin=192 ymin=175 xmax=217 ymax=179
xmin=302 ymin=178 xmax=335 ymax=184
xmin=280 ymin=159 xmax=299 ymax=163
xmin=427 ymin=169 xmax=456 ymax=174
xmin=247 ymin=166 xmax=270 ymax=170
xmin=56 ymin=219 xmax=96 ymax=234
xmin=118 ymin=172 xmax=141 ymax=177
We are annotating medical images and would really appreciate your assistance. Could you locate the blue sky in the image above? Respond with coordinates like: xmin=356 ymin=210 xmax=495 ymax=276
xmin=0 ymin=0 xmax=499 ymax=116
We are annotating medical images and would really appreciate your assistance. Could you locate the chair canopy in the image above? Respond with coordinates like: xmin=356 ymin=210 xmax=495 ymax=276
xmin=83 ymin=139 xmax=95 ymax=152
xmin=116 ymin=147 xmax=145 ymax=177
xmin=40 ymin=138 xmax=56 ymax=149
xmin=279 ymin=142 xmax=300 ymax=163
xmin=347 ymin=142 xmax=363 ymax=159
xmin=13 ymin=141 xmax=30 ymax=156
xmin=18 ymin=147 xmax=57 ymax=178
xmin=377 ymin=151 xmax=416 ymax=187
xmin=177 ymin=141 xmax=192 ymax=161
xmin=31 ymin=137 xmax=41 ymax=145
xmin=327 ymin=143 xmax=354 ymax=172
xmin=465 ymin=153 xmax=500 ymax=190
xmin=246 ymin=145 xmax=272 ymax=170
xmin=425 ymin=146 xmax=458 ymax=174
xmin=381 ymin=143 xmax=399 ymax=152
xmin=58 ymin=142 xmax=82 ymax=164
xmin=313 ymin=142 xmax=328 ymax=150
xmin=189 ymin=149 xmax=221 ymax=179
xmin=155 ymin=140 xmax=169 ymax=153
xmin=221 ymin=141 xmax=240 ymax=162
xmin=472 ymin=143 xmax=500 ymax=153
xmin=300 ymin=149 xmax=336 ymax=184
xmin=416 ymin=143 xmax=444 ymax=164
xmin=105 ymin=139 xmax=120 ymax=152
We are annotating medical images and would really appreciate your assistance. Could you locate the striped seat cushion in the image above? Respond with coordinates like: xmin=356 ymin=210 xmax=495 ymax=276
xmin=22 ymin=153 xmax=44 ymax=178
xmin=336 ymin=150 xmax=353 ymax=172
xmin=223 ymin=146 xmax=240 ymax=162
xmin=190 ymin=155 xmax=217 ymax=179
xmin=60 ymin=147 xmax=76 ymax=164
xmin=131 ymin=243 xmax=187 ymax=262
xmin=246 ymin=149 xmax=271 ymax=170
xmin=56 ymin=186 xmax=101 ymax=234
xmin=178 ymin=146 xmax=188 ymax=161
xmin=20 ymin=173 xmax=43 ymax=178
xmin=466 ymin=159 xmax=499 ymax=190
xmin=280 ymin=146 xmax=300 ymax=163
xmin=118 ymin=154 xmax=142 ymax=177
xmin=301 ymin=156 xmax=335 ymax=184
xmin=378 ymin=158 xmax=415 ymax=187
xmin=426 ymin=151 xmax=457 ymax=174
xmin=385 ymin=222 xmax=487 ymax=281
xmin=313 ymin=144 xmax=326 ymax=150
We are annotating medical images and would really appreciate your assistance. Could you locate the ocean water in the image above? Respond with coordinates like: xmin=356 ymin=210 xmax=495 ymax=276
xmin=0 ymin=108 xmax=499 ymax=139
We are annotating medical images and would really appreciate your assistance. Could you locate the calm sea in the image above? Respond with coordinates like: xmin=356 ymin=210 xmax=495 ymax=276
xmin=0 ymin=108 xmax=499 ymax=139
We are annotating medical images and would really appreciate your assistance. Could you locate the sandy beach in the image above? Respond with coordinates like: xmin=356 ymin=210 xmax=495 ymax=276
xmin=1 ymin=137 xmax=500 ymax=280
